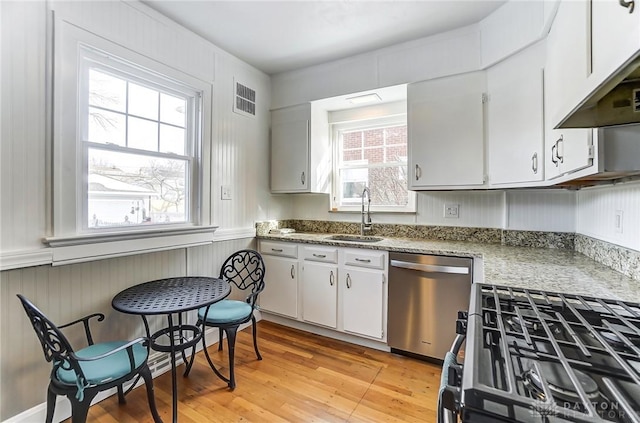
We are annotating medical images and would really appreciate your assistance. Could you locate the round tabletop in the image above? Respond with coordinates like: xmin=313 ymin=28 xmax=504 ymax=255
xmin=112 ymin=276 xmax=231 ymax=315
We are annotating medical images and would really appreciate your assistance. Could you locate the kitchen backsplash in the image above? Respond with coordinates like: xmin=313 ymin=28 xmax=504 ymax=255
xmin=256 ymin=220 xmax=640 ymax=282
xmin=576 ymin=234 xmax=640 ymax=281
xmin=256 ymin=220 xmax=571 ymax=248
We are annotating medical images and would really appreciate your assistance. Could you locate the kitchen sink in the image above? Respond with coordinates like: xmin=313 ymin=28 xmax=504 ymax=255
xmin=326 ymin=234 xmax=383 ymax=243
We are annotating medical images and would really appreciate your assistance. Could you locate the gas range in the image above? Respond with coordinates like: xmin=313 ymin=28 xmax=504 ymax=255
xmin=443 ymin=283 xmax=640 ymax=423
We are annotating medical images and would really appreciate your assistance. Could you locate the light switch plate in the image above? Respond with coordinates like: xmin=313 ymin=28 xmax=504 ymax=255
xmin=221 ymin=185 xmax=232 ymax=200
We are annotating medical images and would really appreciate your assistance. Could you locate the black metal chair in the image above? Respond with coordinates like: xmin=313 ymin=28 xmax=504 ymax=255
xmin=17 ymin=294 xmax=163 ymax=423
xmin=184 ymin=249 xmax=266 ymax=389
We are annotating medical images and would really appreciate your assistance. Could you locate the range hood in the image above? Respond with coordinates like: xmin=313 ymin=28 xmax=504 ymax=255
xmin=557 ymin=53 xmax=640 ymax=128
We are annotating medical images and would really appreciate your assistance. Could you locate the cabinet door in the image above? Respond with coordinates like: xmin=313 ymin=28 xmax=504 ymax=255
xmin=591 ymin=0 xmax=640 ymax=82
xmin=487 ymin=44 xmax=544 ymax=185
xmin=342 ymin=268 xmax=384 ymax=339
xmin=271 ymin=119 xmax=309 ymax=193
xmin=260 ymin=255 xmax=298 ymax=318
xmin=545 ymin=0 xmax=591 ymax=126
xmin=408 ymin=72 xmax=486 ymax=189
xmin=302 ymin=262 xmax=338 ymax=328
xmin=546 ymin=129 xmax=594 ymax=180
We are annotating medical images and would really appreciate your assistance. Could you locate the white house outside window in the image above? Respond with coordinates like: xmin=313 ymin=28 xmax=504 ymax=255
xmin=81 ymin=60 xmax=197 ymax=229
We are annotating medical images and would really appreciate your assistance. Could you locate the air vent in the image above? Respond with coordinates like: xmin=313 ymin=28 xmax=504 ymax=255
xmin=234 ymin=80 xmax=256 ymax=117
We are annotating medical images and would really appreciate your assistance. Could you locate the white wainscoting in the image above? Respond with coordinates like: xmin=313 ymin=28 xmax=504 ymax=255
xmin=576 ymin=180 xmax=640 ymax=251
xmin=1 ymin=239 xmax=254 ymax=421
xmin=506 ymin=190 xmax=576 ymax=232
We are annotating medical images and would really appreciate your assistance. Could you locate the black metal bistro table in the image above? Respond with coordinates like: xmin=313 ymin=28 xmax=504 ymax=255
xmin=112 ymin=276 xmax=231 ymax=423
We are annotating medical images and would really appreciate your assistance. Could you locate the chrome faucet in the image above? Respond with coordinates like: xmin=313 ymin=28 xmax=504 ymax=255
xmin=361 ymin=187 xmax=372 ymax=235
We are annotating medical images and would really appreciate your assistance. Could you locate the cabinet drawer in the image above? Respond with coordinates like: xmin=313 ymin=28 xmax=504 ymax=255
xmin=343 ymin=250 xmax=386 ymax=270
xmin=259 ymin=241 xmax=298 ymax=258
xmin=303 ymin=246 xmax=338 ymax=263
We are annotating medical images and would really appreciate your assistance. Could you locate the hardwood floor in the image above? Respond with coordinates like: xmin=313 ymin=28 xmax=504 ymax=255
xmin=80 ymin=321 xmax=442 ymax=423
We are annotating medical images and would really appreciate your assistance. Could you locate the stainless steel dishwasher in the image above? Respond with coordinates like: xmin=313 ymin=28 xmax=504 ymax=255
xmin=387 ymin=252 xmax=472 ymax=361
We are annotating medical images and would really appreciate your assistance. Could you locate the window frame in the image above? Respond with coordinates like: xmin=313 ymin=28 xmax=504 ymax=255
xmin=46 ymin=19 xmax=214 ymax=263
xmin=330 ymin=112 xmax=415 ymax=213
xmin=78 ymin=49 xmax=200 ymax=231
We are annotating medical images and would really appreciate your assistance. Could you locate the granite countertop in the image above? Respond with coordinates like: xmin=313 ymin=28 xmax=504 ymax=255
xmin=258 ymin=232 xmax=640 ymax=303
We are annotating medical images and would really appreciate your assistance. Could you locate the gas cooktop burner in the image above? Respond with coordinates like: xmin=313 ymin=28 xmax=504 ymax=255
xmin=522 ymin=361 xmax=600 ymax=404
xmin=507 ymin=309 xmax=560 ymax=334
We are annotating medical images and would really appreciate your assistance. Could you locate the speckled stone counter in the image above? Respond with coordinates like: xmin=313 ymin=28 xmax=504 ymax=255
xmin=257 ymin=232 xmax=640 ymax=304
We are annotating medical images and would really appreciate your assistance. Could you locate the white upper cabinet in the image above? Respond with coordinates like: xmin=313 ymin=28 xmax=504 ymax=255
xmin=407 ymin=71 xmax=487 ymax=190
xmin=591 ymin=0 xmax=640 ymax=83
xmin=487 ymin=42 xmax=545 ymax=186
xmin=270 ymin=103 xmax=331 ymax=193
xmin=545 ymin=0 xmax=595 ymax=181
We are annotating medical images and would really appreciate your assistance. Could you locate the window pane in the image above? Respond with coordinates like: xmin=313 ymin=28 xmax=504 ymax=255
xmin=338 ymin=168 xmax=368 ymax=205
xmin=342 ymin=149 xmax=363 ymax=163
xmin=88 ymin=148 xmax=188 ymax=228
xmin=160 ymin=124 xmax=185 ymax=155
xmin=342 ymin=132 xmax=362 ymax=149
xmin=88 ymin=107 xmax=126 ymax=145
xmin=385 ymin=126 xmax=407 ymax=145
xmin=364 ymin=129 xmax=383 ymax=146
xmin=89 ymin=69 xmax=126 ymax=112
xmin=129 ymin=83 xmax=159 ymax=120
xmin=128 ymin=116 xmax=158 ymax=151
xmin=160 ymin=93 xmax=186 ymax=127
xmin=369 ymin=166 xmax=408 ymax=206
xmin=364 ymin=147 xmax=384 ymax=164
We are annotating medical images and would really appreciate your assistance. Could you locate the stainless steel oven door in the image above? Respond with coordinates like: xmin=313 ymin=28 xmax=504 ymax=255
xmin=437 ymin=331 xmax=465 ymax=423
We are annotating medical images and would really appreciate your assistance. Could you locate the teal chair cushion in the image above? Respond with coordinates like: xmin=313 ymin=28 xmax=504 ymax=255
xmin=56 ymin=341 xmax=147 ymax=386
xmin=198 ymin=300 xmax=252 ymax=324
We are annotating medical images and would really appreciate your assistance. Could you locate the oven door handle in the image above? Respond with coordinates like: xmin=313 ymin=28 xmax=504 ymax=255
xmin=437 ymin=334 xmax=465 ymax=423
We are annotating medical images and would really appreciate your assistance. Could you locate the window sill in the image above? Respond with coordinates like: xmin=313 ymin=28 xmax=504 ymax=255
xmin=44 ymin=225 xmax=219 ymax=266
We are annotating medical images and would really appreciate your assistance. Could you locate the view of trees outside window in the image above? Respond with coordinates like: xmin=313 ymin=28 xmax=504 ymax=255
xmin=85 ymin=68 xmax=191 ymax=228
xmin=338 ymin=125 xmax=408 ymax=207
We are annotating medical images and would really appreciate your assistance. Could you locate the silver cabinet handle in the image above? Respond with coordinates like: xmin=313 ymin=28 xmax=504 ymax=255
xmin=551 ymin=143 xmax=558 ymax=167
xmin=531 ymin=152 xmax=538 ymax=174
xmin=415 ymin=164 xmax=421 ymax=181
xmin=346 ymin=273 xmax=352 ymax=289
xmin=271 ymin=248 xmax=283 ymax=252
xmin=390 ymin=259 xmax=470 ymax=275
xmin=354 ymin=258 xmax=371 ymax=263
xmin=290 ymin=265 xmax=295 ymax=279
xmin=329 ymin=270 xmax=334 ymax=286
xmin=301 ymin=171 xmax=305 ymax=185
xmin=313 ymin=253 xmax=326 ymax=258
xmin=619 ymin=0 xmax=635 ymax=13
xmin=556 ymin=135 xmax=564 ymax=164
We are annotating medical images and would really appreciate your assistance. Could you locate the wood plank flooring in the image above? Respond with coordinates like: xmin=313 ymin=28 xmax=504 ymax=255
xmin=78 ymin=321 xmax=442 ymax=423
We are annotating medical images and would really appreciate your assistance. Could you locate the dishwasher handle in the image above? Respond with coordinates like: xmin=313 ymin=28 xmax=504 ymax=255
xmin=390 ymin=259 xmax=469 ymax=275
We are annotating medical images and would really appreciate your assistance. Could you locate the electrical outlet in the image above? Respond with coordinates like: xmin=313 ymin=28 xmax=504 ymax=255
xmin=221 ymin=185 xmax=232 ymax=200
xmin=614 ymin=210 xmax=623 ymax=233
xmin=444 ymin=203 xmax=459 ymax=219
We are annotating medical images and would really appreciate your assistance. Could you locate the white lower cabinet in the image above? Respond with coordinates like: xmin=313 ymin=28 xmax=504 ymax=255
xmin=341 ymin=267 xmax=385 ymax=339
xmin=302 ymin=247 xmax=338 ymax=328
xmin=339 ymin=248 xmax=387 ymax=340
xmin=260 ymin=240 xmax=388 ymax=343
xmin=259 ymin=241 xmax=299 ymax=319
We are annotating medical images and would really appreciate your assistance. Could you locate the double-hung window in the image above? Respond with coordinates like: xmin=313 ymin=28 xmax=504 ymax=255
xmin=331 ymin=112 xmax=415 ymax=212
xmin=49 ymin=22 xmax=212 ymax=262
xmin=80 ymin=50 xmax=198 ymax=229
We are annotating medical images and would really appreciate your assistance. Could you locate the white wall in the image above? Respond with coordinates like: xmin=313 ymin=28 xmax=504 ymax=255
xmin=577 ymin=180 xmax=640 ymax=251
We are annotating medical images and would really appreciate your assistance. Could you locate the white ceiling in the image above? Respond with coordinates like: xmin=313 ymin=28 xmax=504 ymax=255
xmin=142 ymin=0 xmax=507 ymax=75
